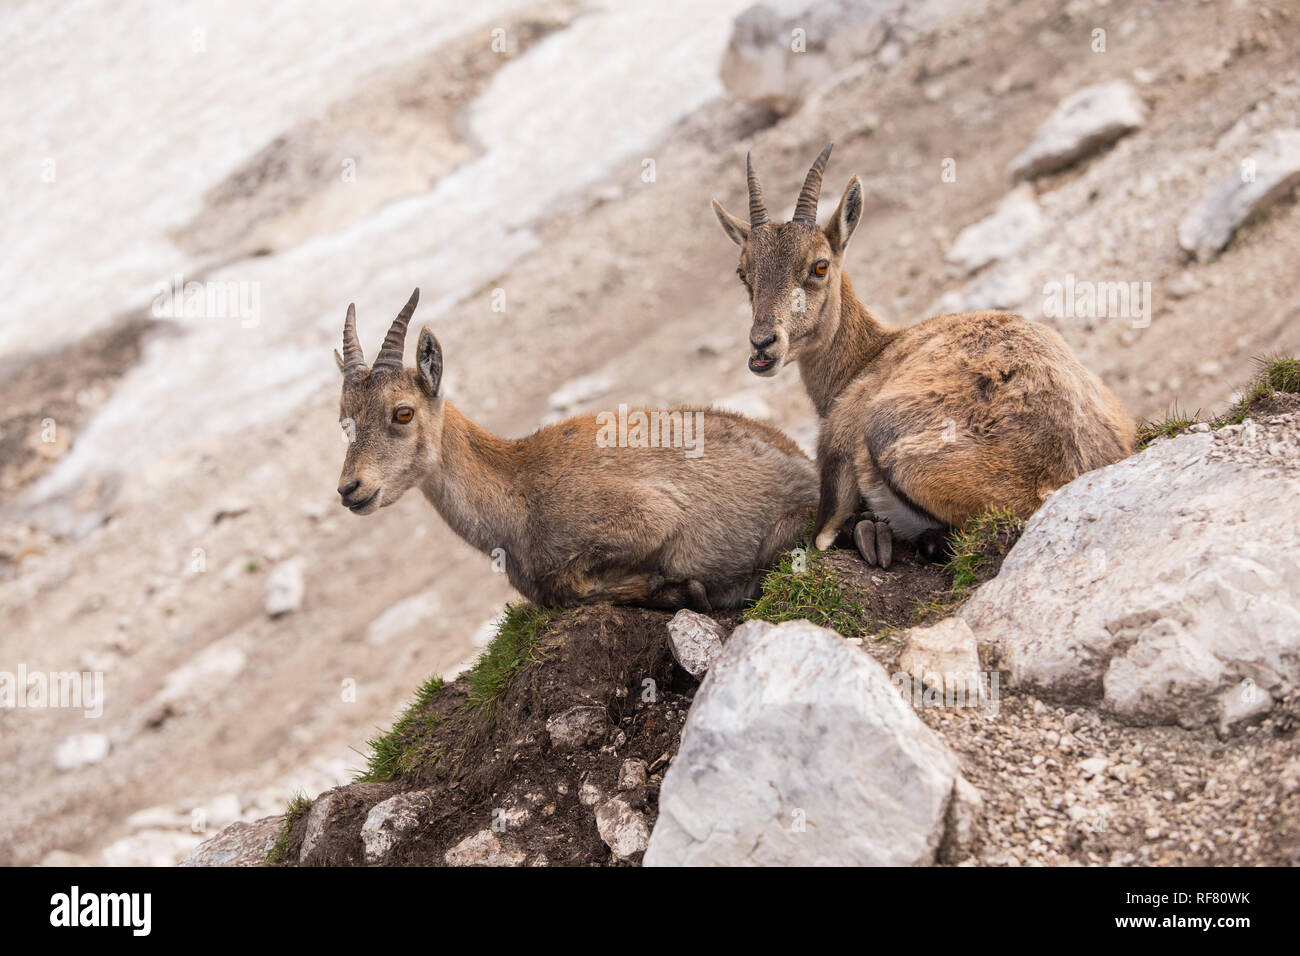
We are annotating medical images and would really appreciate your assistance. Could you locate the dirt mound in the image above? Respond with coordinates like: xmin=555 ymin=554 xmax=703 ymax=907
xmin=271 ymin=535 xmax=972 ymax=866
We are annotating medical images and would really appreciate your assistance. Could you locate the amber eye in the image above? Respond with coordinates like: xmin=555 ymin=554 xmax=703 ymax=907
xmin=393 ymin=407 xmax=414 ymax=424
xmin=736 ymin=266 xmax=747 ymax=283
xmin=812 ymin=259 xmax=829 ymax=277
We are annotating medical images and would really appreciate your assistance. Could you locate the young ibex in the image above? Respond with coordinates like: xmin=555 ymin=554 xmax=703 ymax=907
xmin=713 ymin=144 xmax=1136 ymax=566
xmin=334 ymin=289 xmax=816 ymax=610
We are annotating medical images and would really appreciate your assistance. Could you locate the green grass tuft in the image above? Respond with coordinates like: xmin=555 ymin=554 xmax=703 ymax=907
xmin=1137 ymin=403 xmax=1201 ymax=448
xmin=265 ymin=791 xmax=311 ymax=865
xmin=744 ymin=546 xmax=871 ymax=637
xmin=1138 ymin=354 xmax=1299 ymax=445
xmin=466 ymin=603 xmax=556 ymax=713
xmin=1213 ymin=353 xmax=1300 ymax=427
xmin=356 ymin=674 xmax=447 ymax=782
xmin=945 ymin=507 xmax=1023 ymax=595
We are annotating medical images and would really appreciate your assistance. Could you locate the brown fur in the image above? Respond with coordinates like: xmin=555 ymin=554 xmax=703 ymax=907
xmin=714 ymin=147 xmax=1136 ymax=549
xmin=335 ymin=292 xmax=817 ymax=610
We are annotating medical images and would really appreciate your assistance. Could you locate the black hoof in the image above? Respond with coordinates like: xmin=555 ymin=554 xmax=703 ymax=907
xmin=686 ymin=579 xmax=712 ymax=613
xmin=853 ymin=519 xmax=893 ymax=569
xmin=916 ymin=528 xmax=952 ymax=564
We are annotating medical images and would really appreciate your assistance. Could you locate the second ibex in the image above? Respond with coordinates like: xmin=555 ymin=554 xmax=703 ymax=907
xmin=713 ymin=144 xmax=1136 ymax=566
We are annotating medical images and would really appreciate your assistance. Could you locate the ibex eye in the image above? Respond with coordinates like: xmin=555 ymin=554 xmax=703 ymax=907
xmin=393 ymin=407 xmax=414 ymax=424
xmin=812 ymin=260 xmax=829 ymax=277
xmin=736 ymin=267 xmax=747 ymax=283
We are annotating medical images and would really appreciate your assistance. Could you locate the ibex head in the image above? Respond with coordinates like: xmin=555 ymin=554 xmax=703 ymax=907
xmin=334 ymin=288 xmax=445 ymax=514
xmin=712 ymin=144 xmax=864 ymax=376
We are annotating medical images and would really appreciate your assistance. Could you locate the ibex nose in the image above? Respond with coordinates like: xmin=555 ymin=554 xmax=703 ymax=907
xmin=751 ymin=332 xmax=778 ymax=351
xmin=338 ymin=479 xmax=360 ymax=499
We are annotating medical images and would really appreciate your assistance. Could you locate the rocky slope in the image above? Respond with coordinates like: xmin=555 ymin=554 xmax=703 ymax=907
xmin=188 ymin=389 xmax=1300 ymax=866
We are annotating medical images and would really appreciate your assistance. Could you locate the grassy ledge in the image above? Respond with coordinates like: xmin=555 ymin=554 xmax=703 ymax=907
xmin=354 ymin=602 xmax=557 ymax=783
xmin=1138 ymin=353 xmax=1299 ymax=447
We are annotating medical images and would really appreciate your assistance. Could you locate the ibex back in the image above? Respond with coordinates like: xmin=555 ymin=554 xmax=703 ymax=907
xmin=713 ymin=145 xmax=1136 ymax=565
xmin=335 ymin=289 xmax=817 ymax=610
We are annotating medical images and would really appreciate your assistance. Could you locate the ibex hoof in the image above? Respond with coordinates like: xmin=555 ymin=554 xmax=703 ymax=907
xmin=853 ymin=518 xmax=893 ymax=569
xmin=686 ymin=579 xmax=712 ymax=613
xmin=915 ymin=528 xmax=952 ymax=565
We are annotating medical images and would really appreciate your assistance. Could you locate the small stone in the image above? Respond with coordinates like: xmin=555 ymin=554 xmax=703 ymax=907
xmin=617 ymin=759 xmax=648 ymax=791
xmin=445 ymin=829 xmax=525 ymax=867
xmin=665 ymin=609 xmax=727 ymax=678
xmin=1078 ymin=757 xmax=1110 ymax=779
xmin=55 ymin=733 xmax=109 ymax=771
xmin=265 ymin=559 xmax=304 ymax=617
xmin=545 ymin=706 xmax=605 ymax=751
xmin=595 ymin=796 xmax=650 ymax=860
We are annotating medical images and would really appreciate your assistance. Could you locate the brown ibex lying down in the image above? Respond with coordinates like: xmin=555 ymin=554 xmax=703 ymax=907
xmin=334 ymin=289 xmax=816 ymax=610
xmin=713 ymin=144 xmax=1136 ymax=566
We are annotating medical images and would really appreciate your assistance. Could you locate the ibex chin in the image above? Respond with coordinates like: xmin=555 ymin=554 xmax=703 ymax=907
xmin=713 ymin=144 xmax=1136 ymax=566
xmin=334 ymin=289 xmax=817 ymax=610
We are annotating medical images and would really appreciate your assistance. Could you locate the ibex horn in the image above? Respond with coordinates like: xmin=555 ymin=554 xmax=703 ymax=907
xmin=791 ymin=142 xmax=833 ymax=225
xmin=340 ymin=303 xmax=367 ymax=376
xmin=372 ymin=288 xmax=420 ymax=371
xmin=746 ymin=152 xmax=770 ymax=227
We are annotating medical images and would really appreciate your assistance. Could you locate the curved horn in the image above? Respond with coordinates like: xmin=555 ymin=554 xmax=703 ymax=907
xmin=791 ymin=142 xmax=833 ymax=225
xmin=746 ymin=152 xmax=770 ymax=227
xmin=340 ymin=303 xmax=367 ymax=375
xmin=371 ymin=288 xmax=420 ymax=371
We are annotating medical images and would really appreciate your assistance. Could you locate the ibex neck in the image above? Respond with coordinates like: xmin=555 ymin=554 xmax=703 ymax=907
xmin=798 ymin=272 xmax=893 ymax=417
xmin=419 ymin=403 xmax=525 ymax=557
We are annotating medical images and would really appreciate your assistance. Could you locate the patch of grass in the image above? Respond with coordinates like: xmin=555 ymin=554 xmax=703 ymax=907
xmin=1137 ymin=354 xmax=1299 ymax=445
xmin=1213 ymin=353 xmax=1300 ymax=427
xmin=1137 ymin=402 xmax=1201 ymax=448
xmin=356 ymin=674 xmax=447 ymax=782
xmin=265 ymin=791 xmax=311 ymax=865
xmin=744 ymin=546 xmax=871 ymax=637
xmin=912 ymin=507 xmax=1024 ymax=622
xmin=466 ymin=603 xmax=557 ymax=713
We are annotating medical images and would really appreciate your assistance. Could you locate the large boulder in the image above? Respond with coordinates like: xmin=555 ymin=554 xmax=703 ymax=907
xmin=1009 ymin=80 xmax=1145 ymax=181
xmin=1178 ymin=129 xmax=1300 ymax=261
xmin=645 ymin=619 xmax=971 ymax=866
xmin=962 ymin=414 xmax=1300 ymax=733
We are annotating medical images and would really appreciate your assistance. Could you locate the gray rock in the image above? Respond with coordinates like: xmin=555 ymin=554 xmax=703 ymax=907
xmin=297 ymin=790 xmax=338 ymax=865
xmin=265 ymin=558 xmax=304 ymax=617
xmin=665 ymin=609 xmax=727 ymax=678
xmin=361 ymin=791 xmax=429 ymax=864
xmin=595 ymin=796 xmax=650 ymax=860
xmin=1178 ymin=129 xmax=1300 ymax=261
xmin=1009 ymin=81 xmax=1145 ymax=181
xmin=646 ymin=619 xmax=968 ymax=866
xmin=180 ymin=816 xmax=282 ymax=867
xmin=445 ymin=829 xmax=525 ymax=866
xmin=962 ymin=414 xmax=1300 ymax=733
xmin=545 ymin=705 xmax=606 ymax=751
xmin=946 ymin=185 xmax=1044 ymax=274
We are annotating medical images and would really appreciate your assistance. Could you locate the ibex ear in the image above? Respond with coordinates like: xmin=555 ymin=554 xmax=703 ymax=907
xmin=712 ymin=199 xmax=750 ymax=247
xmin=825 ymin=177 xmax=864 ymax=256
xmin=416 ymin=327 xmax=443 ymax=397
xmin=334 ymin=349 xmax=345 ymax=374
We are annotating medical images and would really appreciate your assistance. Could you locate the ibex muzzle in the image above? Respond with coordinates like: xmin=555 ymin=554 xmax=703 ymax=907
xmin=712 ymin=144 xmax=865 ymax=378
